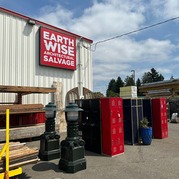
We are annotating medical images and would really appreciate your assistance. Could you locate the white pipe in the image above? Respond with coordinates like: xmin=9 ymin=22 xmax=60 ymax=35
xmin=77 ymin=38 xmax=84 ymax=99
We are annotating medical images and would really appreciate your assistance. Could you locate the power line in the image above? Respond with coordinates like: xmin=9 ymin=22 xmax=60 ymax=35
xmin=92 ymin=16 xmax=179 ymax=51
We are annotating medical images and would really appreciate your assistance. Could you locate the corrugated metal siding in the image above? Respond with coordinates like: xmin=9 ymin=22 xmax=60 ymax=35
xmin=0 ymin=10 xmax=93 ymax=107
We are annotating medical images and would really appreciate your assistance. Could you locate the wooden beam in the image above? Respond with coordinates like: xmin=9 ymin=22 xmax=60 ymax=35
xmin=0 ymin=104 xmax=45 ymax=115
xmin=0 ymin=124 xmax=59 ymax=142
xmin=0 ymin=125 xmax=45 ymax=142
xmin=0 ymin=85 xmax=56 ymax=94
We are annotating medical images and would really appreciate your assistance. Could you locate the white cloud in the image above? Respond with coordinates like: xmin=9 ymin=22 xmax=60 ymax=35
xmin=94 ymin=38 xmax=175 ymax=63
xmin=157 ymin=68 xmax=171 ymax=74
xmin=35 ymin=0 xmax=179 ymax=93
xmin=70 ymin=0 xmax=146 ymax=40
xmin=174 ymin=57 xmax=179 ymax=61
xmin=92 ymin=37 xmax=176 ymax=85
xmin=151 ymin=0 xmax=179 ymax=18
xmin=36 ymin=0 xmax=146 ymax=40
xmin=93 ymin=62 xmax=131 ymax=81
xmin=35 ymin=5 xmax=73 ymax=29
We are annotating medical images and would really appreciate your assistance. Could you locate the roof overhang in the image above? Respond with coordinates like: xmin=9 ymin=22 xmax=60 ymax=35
xmin=139 ymin=79 xmax=179 ymax=97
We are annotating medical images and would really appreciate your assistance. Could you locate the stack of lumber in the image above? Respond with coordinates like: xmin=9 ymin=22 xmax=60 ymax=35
xmin=0 ymin=142 xmax=39 ymax=172
xmin=120 ymin=86 xmax=137 ymax=98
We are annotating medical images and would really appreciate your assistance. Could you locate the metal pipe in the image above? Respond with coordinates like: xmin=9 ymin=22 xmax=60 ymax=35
xmin=78 ymin=37 xmax=84 ymax=99
xmin=131 ymin=70 xmax=135 ymax=85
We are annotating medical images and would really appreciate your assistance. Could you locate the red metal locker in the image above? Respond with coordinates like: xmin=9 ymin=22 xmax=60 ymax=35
xmin=34 ymin=112 xmax=46 ymax=124
xmin=162 ymin=129 xmax=168 ymax=138
xmin=100 ymin=97 xmax=124 ymax=156
xmin=111 ymin=109 xmax=123 ymax=125
xmin=111 ymin=136 xmax=124 ymax=156
xmin=0 ymin=114 xmax=19 ymax=127
xmin=152 ymin=98 xmax=168 ymax=139
xmin=21 ymin=112 xmax=46 ymax=125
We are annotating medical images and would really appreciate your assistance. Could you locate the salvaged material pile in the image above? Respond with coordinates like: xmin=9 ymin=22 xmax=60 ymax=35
xmin=0 ymin=142 xmax=39 ymax=172
xmin=120 ymin=86 xmax=137 ymax=98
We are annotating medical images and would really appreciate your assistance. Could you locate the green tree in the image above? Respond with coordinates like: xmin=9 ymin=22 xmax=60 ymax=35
xmin=115 ymin=76 xmax=124 ymax=94
xmin=136 ymin=78 xmax=143 ymax=96
xmin=107 ymin=79 xmax=116 ymax=91
xmin=141 ymin=68 xmax=164 ymax=84
xmin=124 ymin=75 xmax=135 ymax=86
xmin=93 ymin=92 xmax=104 ymax=98
xmin=106 ymin=77 xmax=124 ymax=97
xmin=106 ymin=79 xmax=118 ymax=97
xmin=106 ymin=90 xmax=118 ymax=97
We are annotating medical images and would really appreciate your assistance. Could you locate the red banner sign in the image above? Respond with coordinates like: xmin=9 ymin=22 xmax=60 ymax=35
xmin=40 ymin=27 xmax=76 ymax=70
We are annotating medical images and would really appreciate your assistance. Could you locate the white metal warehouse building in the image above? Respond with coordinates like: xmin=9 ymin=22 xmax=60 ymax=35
xmin=0 ymin=7 xmax=93 ymax=108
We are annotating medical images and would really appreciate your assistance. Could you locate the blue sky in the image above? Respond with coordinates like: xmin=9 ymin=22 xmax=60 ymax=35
xmin=1 ymin=0 xmax=179 ymax=95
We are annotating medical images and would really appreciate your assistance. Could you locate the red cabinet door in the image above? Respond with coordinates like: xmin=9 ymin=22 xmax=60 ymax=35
xmin=110 ymin=109 xmax=123 ymax=126
xmin=152 ymin=98 xmax=168 ymax=139
xmin=111 ymin=136 xmax=124 ymax=156
xmin=101 ymin=97 xmax=124 ymax=156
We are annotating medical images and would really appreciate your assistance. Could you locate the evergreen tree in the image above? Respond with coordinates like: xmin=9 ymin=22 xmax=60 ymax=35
xmin=106 ymin=79 xmax=118 ymax=97
xmin=124 ymin=75 xmax=135 ymax=86
xmin=107 ymin=79 xmax=116 ymax=91
xmin=141 ymin=68 xmax=164 ymax=84
xmin=136 ymin=78 xmax=143 ymax=96
xmin=115 ymin=76 xmax=124 ymax=93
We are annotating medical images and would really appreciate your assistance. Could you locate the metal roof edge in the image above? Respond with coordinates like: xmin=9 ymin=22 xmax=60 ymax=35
xmin=140 ymin=78 xmax=179 ymax=87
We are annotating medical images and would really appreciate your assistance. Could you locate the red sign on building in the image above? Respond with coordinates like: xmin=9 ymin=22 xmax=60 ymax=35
xmin=40 ymin=27 xmax=76 ymax=70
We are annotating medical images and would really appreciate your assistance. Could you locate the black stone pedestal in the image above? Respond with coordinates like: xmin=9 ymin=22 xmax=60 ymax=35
xmin=39 ymin=134 xmax=61 ymax=161
xmin=59 ymin=121 xmax=86 ymax=173
xmin=59 ymin=139 xmax=86 ymax=173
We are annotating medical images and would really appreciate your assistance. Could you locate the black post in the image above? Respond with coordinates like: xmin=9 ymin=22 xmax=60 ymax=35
xmin=59 ymin=103 xmax=86 ymax=173
xmin=38 ymin=102 xmax=61 ymax=161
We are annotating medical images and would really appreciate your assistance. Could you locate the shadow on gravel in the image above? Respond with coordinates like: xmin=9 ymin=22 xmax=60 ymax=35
xmin=32 ymin=161 xmax=60 ymax=173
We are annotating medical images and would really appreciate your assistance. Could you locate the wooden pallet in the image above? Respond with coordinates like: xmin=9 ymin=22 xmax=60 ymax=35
xmin=0 ymin=142 xmax=39 ymax=172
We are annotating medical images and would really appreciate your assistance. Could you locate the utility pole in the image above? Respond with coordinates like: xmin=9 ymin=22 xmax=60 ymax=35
xmin=131 ymin=70 xmax=135 ymax=85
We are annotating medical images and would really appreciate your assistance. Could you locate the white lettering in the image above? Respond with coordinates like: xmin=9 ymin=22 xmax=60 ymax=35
xmin=43 ymin=31 xmax=49 ymax=40
xmin=44 ymin=40 xmax=57 ymax=52
xmin=61 ymin=45 xmax=68 ymax=55
xmin=44 ymin=55 xmax=48 ymax=61
xmin=68 ymin=39 xmax=74 ymax=46
xmin=63 ymin=37 xmax=68 ymax=45
xmin=41 ymin=28 xmax=76 ymax=69
xmin=43 ymin=30 xmax=75 ymax=46
xmin=50 ymin=33 xmax=57 ymax=41
xmin=43 ymin=56 xmax=74 ymax=66
xmin=57 ymin=35 xmax=63 ymax=43
xmin=68 ymin=47 xmax=74 ymax=56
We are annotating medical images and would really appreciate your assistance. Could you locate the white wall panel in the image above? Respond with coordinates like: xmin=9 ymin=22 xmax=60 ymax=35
xmin=0 ymin=10 xmax=93 ymax=107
